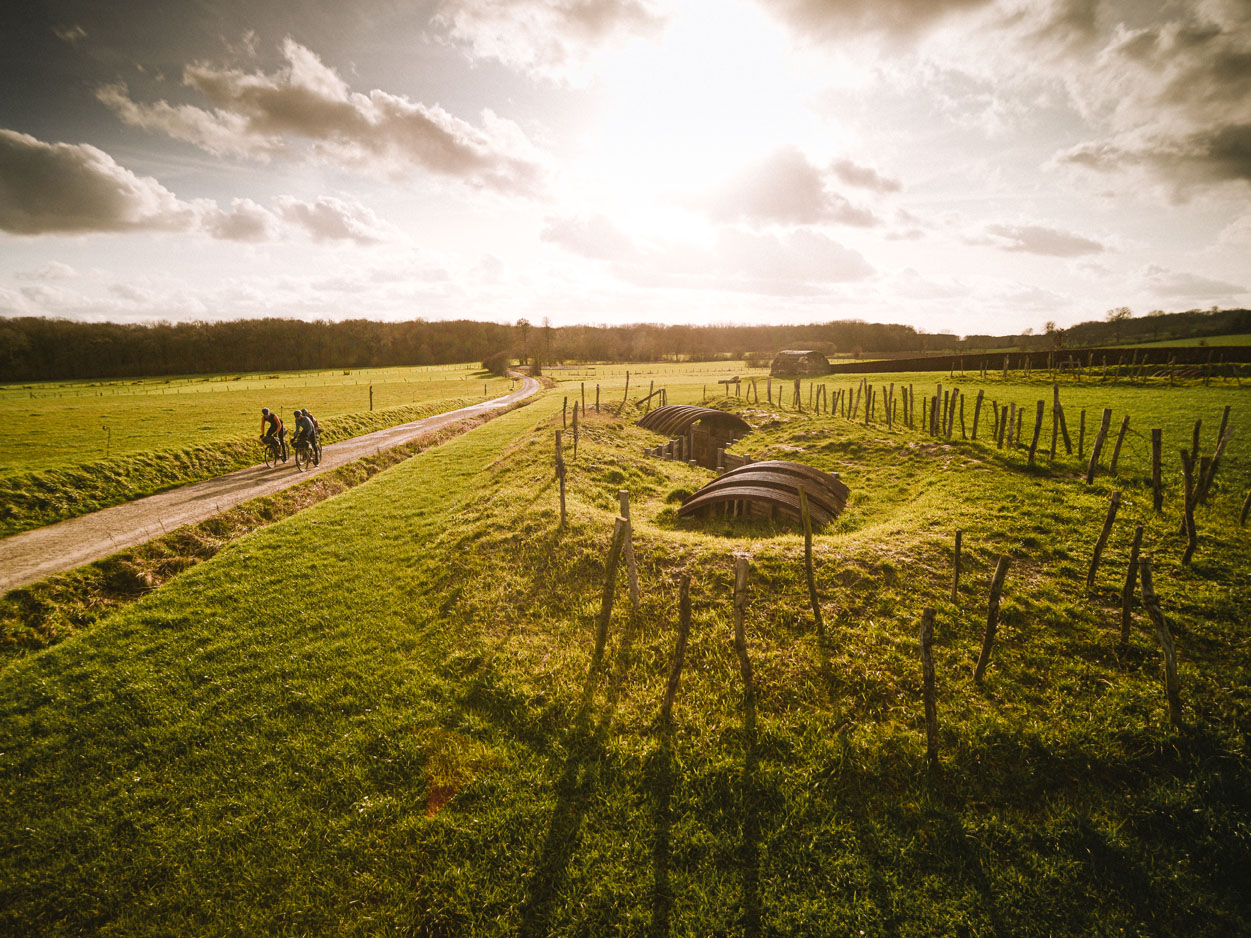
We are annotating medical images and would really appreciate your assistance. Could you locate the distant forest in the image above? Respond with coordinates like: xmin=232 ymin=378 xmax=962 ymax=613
xmin=2 ymin=307 xmax=1249 ymax=382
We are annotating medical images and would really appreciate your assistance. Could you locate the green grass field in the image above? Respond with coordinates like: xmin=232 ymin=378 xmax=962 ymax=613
xmin=1121 ymin=333 xmax=1251 ymax=348
xmin=1 ymin=370 xmax=1248 ymax=935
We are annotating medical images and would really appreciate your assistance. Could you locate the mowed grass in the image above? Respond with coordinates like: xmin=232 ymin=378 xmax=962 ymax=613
xmin=1 ymin=375 xmax=1249 ymax=935
xmin=0 ymin=363 xmax=512 ymax=537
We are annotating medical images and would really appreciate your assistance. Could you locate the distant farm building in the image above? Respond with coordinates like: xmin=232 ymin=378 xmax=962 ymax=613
xmin=678 ymin=460 xmax=848 ymax=527
xmin=638 ymin=405 xmax=752 ymax=470
xmin=770 ymin=350 xmax=831 ymax=377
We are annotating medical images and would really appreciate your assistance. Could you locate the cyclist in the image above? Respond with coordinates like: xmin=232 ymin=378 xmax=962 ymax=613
xmin=300 ymin=409 xmax=322 ymax=461
xmin=292 ymin=409 xmax=318 ymax=465
xmin=260 ymin=407 xmax=287 ymax=461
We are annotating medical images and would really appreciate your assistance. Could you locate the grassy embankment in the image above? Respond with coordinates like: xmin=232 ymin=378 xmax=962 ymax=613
xmin=1 ymin=373 xmax=1249 ymax=935
xmin=0 ymin=364 xmax=512 ymax=537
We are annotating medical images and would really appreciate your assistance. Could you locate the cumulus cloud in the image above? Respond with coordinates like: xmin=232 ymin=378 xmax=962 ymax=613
xmin=17 ymin=261 xmax=79 ymax=281
xmin=831 ymin=158 xmax=902 ymax=193
xmin=979 ymin=222 xmax=1106 ymax=256
xmin=1140 ymin=264 xmax=1246 ymax=299
xmin=540 ymin=213 xmax=639 ymax=260
xmin=97 ymin=38 xmax=546 ymax=193
xmin=0 ymin=129 xmax=197 ymax=235
xmin=52 ymin=24 xmax=88 ymax=45
xmin=434 ymin=0 xmax=666 ymax=83
xmin=0 ymin=128 xmax=400 ymax=246
xmin=701 ymin=147 xmax=882 ymax=227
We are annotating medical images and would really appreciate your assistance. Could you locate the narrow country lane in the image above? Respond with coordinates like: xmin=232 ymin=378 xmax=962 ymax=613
xmin=0 ymin=376 xmax=540 ymax=593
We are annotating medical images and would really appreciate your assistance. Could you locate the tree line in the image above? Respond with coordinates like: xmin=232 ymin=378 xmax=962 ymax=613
xmin=1 ymin=308 xmax=1248 ymax=383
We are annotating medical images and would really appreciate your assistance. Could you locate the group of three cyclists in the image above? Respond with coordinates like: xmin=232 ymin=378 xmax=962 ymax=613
xmin=259 ymin=407 xmax=320 ymax=464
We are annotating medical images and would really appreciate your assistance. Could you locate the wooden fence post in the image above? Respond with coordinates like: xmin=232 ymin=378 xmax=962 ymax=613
xmin=1087 ymin=490 xmax=1121 ymax=590
xmin=972 ymin=389 xmax=983 ymax=440
xmin=974 ymin=556 xmax=1010 ymax=684
xmin=555 ymin=430 xmax=567 ymax=528
xmin=798 ymin=489 xmax=825 ymax=641
xmin=1139 ymin=559 xmax=1182 ymax=728
xmin=1180 ymin=450 xmax=1198 ymax=565
xmin=1109 ymin=415 xmax=1130 ymax=474
xmin=1151 ymin=429 xmax=1163 ymax=511
xmin=619 ymin=490 xmax=641 ymax=611
xmin=1050 ymin=384 xmax=1060 ymax=460
xmin=1028 ymin=400 xmax=1045 ymax=466
xmin=592 ymin=518 xmax=630 ymax=668
xmin=920 ymin=607 xmax=939 ymax=772
xmin=1120 ymin=524 xmax=1143 ymax=646
xmin=621 ymin=371 xmax=631 ymax=411
xmin=572 ymin=402 xmax=580 ymax=457
xmin=951 ymin=529 xmax=962 ymax=603
xmin=1085 ymin=408 xmax=1112 ymax=483
xmin=596 ymin=384 xmax=600 ymax=413
xmin=1197 ymin=422 xmax=1233 ymax=504
xmin=1241 ymin=490 xmax=1251 ymax=527
xmin=660 ymin=574 xmax=692 ymax=728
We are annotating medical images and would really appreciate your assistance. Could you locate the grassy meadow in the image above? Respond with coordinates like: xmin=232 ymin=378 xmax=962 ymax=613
xmin=0 ymin=363 xmax=513 ymax=536
xmin=1 ymin=368 xmax=1248 ymax=935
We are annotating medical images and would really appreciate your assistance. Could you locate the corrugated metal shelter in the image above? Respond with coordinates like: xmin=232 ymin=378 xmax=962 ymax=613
xmin=638 ymin=405 xmax=752 ymax=469
xmin=678 ymin=460 xmax=849 ymax=527
xmin=770 ymin=349 xmax=831 ymax=377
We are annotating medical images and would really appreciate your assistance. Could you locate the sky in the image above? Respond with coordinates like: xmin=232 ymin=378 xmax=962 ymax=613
xmin=0 ymin=0 xmax=1248 ymax=337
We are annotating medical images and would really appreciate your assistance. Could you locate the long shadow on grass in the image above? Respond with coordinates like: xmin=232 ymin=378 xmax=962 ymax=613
xmin=518 ymin=609 xmax=641 ymax=938
xmin=737 ymin=623 xmax=763 ymax=937
xmin=646 ymin=727 xmax=677 ymax=938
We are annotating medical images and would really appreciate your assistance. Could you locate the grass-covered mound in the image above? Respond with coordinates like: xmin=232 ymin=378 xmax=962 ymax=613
xmin=0 ymin=383 xmax=1248 ymax=936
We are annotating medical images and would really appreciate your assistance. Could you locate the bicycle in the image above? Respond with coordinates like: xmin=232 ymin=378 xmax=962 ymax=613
xmin=294 ymin=438 xmax=319 ymax=471
xmin=260 ymin=435 xmax=284 ymax=468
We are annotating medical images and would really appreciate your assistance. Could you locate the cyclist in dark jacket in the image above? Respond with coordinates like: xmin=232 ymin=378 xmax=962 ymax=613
xmin=260 ymin=407 xmax=287 ymax=460
xmin=300 ymin=409 xmax=322 ymax=460
xmin=292 ymin=410 xmax=318 ymax=465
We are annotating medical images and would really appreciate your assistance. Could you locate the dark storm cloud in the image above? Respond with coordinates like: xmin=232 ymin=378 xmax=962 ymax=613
xmin=98 ymin=38 xmax=546 ymax=193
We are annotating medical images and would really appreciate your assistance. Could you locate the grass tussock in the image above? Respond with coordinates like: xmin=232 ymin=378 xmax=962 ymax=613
xmin=0 ymin=383 xmax=1248 ymax=936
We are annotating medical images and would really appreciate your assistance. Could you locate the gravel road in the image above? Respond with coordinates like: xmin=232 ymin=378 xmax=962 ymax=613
xmin=0 ymin=376 xmax=540 ymax=594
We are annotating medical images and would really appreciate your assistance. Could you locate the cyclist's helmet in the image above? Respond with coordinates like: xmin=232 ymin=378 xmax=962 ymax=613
xmin=261 ymin=407 xmax=270 ymax=415
xmin=293 ymin=410 xmax=301 ymax=417
xmin=301 ymin=408 xmax=309 ymax=415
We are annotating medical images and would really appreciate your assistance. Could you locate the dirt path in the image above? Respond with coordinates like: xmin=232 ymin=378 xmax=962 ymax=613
xmin=0 ymin=377 xmax=540 ymax=593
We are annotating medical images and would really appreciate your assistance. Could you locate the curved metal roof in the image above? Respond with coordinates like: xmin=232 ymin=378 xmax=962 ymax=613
xmin=637 ymin=405 xmax=752 ymax=437
xmin=677 ymin=459 xmax=848 ymax=527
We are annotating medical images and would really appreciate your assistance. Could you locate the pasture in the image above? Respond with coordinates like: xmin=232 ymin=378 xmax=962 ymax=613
xmin=1 ymin=367 xmax=1248 ymax=935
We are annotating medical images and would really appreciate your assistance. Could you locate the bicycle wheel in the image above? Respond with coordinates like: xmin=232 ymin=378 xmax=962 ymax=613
xmin=263 ymin=442 xmax=278 ymax=468
xmin=295 ymin=445 xmax=312 ymax=471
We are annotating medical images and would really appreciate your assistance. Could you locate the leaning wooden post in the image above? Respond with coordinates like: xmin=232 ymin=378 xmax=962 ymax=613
xmin=798 ymin=489 xmax=825 ymax=641
xmin=1197 ymin=424 xmax=1233 ymax=504
xmin=646 ymin=379 xmax=655 ymax=413
xmin=951 ymin=529 xmax=962 ymax=604
xmin=618 ymin=490 xmax=641 ymax=612
xmin=1085 ymin=408 xmax=1112 ymax=484
xmin=920 ymin=607 xmax=939 ymax=772
xmin=1240 ymin=490 xmax=1251 ymax=527
xmin=562 ymin=395 xmax=568 ymax=429
xmin=1050 ymin=384 xmax=1060 ymax=460
xmin=1151 ymin=429 xmax=1163 ymax=511
xmin=1180 ymin=450 xmax=1198 ymax=565
xmin=592 ymin=518 xmax=629 ymax=668
xmin=974 ymin=556 xmax=1010 ymax=684
xmin=621 ymin=371 xmax=631 ymax=412
xmin=1120 ymin=524 xmax=1143 ymax=646
xmin=1087 ymin=490 xmax=1121 ymax=590
xmin=1139 ymin=559 xmax=1182 ymax=728
xmin=972 ymin=389 xmax=983 ymax=440
xmin=660 ymin=574 xmax=692 ymax=728
xmin=555 ymin=430 xmax=567 ymax=528
xmin=1027 ymin=400 xmax=1045 ymax=466
xmin=1108 ymin=415 xmax=1130 ymax=474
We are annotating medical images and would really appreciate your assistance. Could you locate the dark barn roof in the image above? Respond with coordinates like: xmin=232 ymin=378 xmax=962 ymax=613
xmin=678 ymin=460 xmax=849 ymax=527
xmin=637 ymin=405 xmax=752 ymax=437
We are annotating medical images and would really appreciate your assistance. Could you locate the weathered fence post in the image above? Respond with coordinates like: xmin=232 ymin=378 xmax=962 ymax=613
xmin=1087 ymin=490 xmax=1121 ymax=590
xmin=592 ymin=518 xmax=630 ymax=668
xmin=572 ymin=402 xmax=580 ymax=457
xmin=1120 ymin=524 xmax=1143 ymax=646
xmin=621 ymin=371 xmax=631 ymax=411
xmin=562 ymin=396 xmax=568 ymax=428
xmin=798 ymin=489 xmax=825 ymax=641
xmin=1198 ymin=418 xmax=1233 ymax=504
xmin=596 ymin=384 xmax=600 ymax=413
xmin=1180 ymin=450 xmax=1198 ymax=565
xmin=660 ymin=574 xmax=692 ymax=728
xmin=1028 ymin=400 xmax=1045 ymax=466
xmin=974 ymin=556 xmax=1010 ymax=684
xmin=951 ymin=529 xmax=962 ymax=603
xmin=1151 ymin=429 xmax=1163 ymax=511
xmin=1109 ymin=415 xmax=1130 ymax=474
xmin=555 ymin=430 xmax=567 ymax=528
xmin=972 ymin=389 xmax=983 ymax=440
xmin=1139 ymin=559 xmax=1182 ymax=728
xmin=920 ymin=607 xmax=939 ymax=772
xmin=1084 ymin=408 xmax=1112 ymax=483
xmin=619 ymin=490 xmax=641 ymax=612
